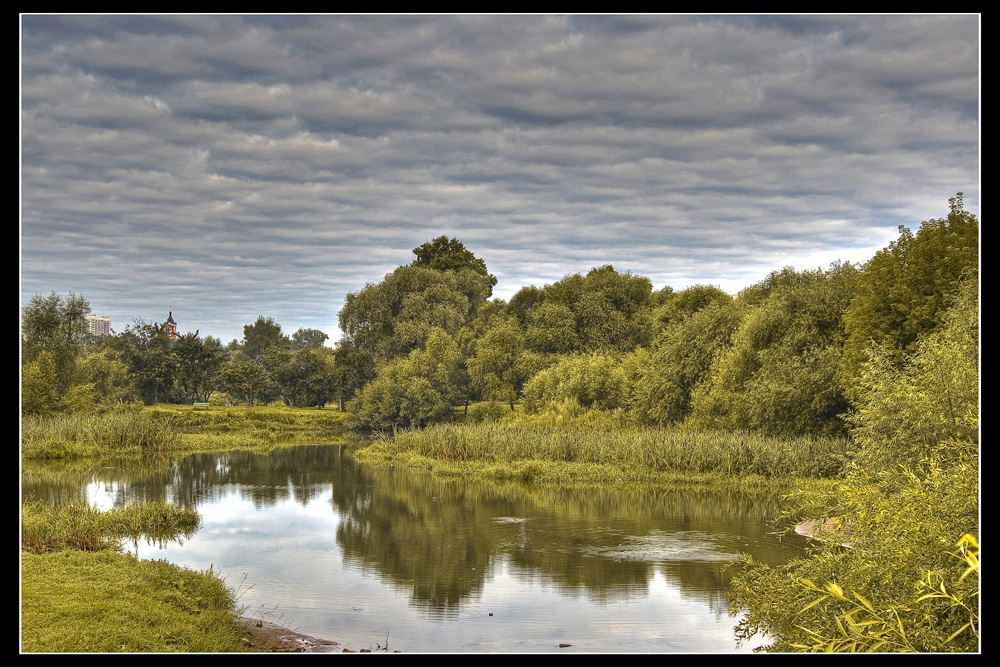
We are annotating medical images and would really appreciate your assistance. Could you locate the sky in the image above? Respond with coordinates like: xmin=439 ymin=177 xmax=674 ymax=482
xmin=20 ymin=14 xmax=980 ymax=346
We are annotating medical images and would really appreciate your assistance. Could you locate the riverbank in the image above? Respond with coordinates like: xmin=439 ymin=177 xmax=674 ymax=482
xmin=240 ymin=618 xmax=344 ymax=652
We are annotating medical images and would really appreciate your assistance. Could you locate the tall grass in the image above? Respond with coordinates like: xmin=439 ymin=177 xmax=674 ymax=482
xmin=22 ymin=407 xmax=179 ymax=460
xmin=374 ymin=414 xmax=849 ymax=479
xmin=21 ymin=500 xmax=200 ymax=553
xmin=21 ymin=404 xmax=347 ymax=460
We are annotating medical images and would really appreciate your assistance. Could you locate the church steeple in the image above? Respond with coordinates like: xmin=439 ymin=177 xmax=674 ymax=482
xmin=165 ymin=307 xmax=178 ymax=340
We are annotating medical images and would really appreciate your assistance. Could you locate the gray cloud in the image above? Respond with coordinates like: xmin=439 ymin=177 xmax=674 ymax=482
xmin=20 ymin=14 xmax=979 ymax=344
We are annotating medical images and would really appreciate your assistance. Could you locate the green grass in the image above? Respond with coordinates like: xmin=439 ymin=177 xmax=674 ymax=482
xmin=22 ymin=550 xmax=250 ymax=652
xmin=22 ymin=403 xmax=347 ymax=460
xmin=358 ymin=412 xmax=851 ymax=483
xmin=21 ymin=501 xmax=250 ymax=652
xmin=21 ymin=407 xmax=180 ymax=460
xmin=21 ymin=500 xmax=200 ymax=553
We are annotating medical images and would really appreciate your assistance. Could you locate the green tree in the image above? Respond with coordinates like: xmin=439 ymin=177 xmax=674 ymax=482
xmin=291 ymin=328 xmax=329 ymax=351
xmin=216 ymin=359 xmax=271 ymax=407
xmin=651 ymin=284 xmax=732 ymax=338
xmin=841 ymin=194 xmax=978 ymax=399
xmin=340 ymin=261 xmax=494 ymax=364
xmin=524 ymin=302 xmax=579 ymax=354
xmin=634 ymin=298 xmax=746 ymax=425
xmin=331 ymin=339 xmax=377 ymax=411
xmin=172 ymin=332 xmax=227 ymax=403
xmin=411 ymin=235 xmax=497 ymax=286
xmin=77 ymin=348 xmax=135 ymax=405
xmin=21 ymin=291 xmax=91 ymax=395
xmin=688 ymin=263 xmax=857 ymax=437
xmin=21 ymin=350 xmax=59 ymax=415
xmin=730 ymin=277 xmax=979 ymax=652
xmin=241 ymin=316 xmax=289 ymax=362
xmin=848 ymin=276 xmax=978 ymax=473
xmin=107 ymin=320 xmax=178 ymax=404
xmin=522 ymin=353 xmax=630 ymax=413
xmin=467 ymin=317 xmax=530 ymax=410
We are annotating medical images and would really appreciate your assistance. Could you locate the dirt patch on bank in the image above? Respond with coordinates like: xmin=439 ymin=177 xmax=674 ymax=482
xmin=240 ymin=618 xmax=342 ymax=653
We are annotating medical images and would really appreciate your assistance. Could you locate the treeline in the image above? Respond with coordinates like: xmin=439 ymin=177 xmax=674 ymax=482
xmin=339 ymin=195 xmax=977 ymax=437
xmin=20 ymin=305 xmax=363 ymax=413
xmin=22 ymin=194 xmax=977 ymax=440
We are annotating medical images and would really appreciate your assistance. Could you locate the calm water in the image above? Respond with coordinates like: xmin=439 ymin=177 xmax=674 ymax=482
xmin=22 ymin=442 xmax=808 ymax=653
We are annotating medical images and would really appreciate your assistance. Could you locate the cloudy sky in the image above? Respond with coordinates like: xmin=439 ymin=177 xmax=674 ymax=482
xmin=20 ymin=14 xmax=980 ymax=345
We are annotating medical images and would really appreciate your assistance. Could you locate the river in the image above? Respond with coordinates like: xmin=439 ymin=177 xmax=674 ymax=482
xmin=22 ymin=441 xmax=808 ymax=653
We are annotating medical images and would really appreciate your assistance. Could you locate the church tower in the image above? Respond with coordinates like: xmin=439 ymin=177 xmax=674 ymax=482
xmin=165 ymin=308 xmax=178 ymax=340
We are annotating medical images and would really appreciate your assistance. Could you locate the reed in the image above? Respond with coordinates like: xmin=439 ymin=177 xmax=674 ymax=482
xmin=371 ymin=415 xmax=850 ymax=479
xmin=21 ymin=407 xmax=179 ymax=460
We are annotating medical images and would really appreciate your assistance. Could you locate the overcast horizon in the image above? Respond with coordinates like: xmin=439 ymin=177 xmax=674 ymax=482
xmin=20 ymin=14 xmax=980 ymax=345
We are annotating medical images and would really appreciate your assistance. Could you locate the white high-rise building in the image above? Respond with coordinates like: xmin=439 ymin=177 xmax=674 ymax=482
xmin=87 ymin=315 xmax=112 ymax=336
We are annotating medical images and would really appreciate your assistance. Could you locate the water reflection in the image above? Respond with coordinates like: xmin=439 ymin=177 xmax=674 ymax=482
xmin=23 ymin=442 xmax=804 ymax=652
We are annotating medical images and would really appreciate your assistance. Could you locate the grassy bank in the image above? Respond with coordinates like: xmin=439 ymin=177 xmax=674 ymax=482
xmin=21 ymin=501 xmax=250 ymax=652
xmin=21 ymin=403 xmax=347 ymax=460
xmin=358 ymin=410 xmax=850 ymax=482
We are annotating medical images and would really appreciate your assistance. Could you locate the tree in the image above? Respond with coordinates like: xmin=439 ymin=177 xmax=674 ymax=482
xmin=411 ymin=235 xmax=497 ymax=287
xmin=107 ymin=320 xmax=177 ymax=404
xmin=634 ymin=298 xmax=746 ymax=425
xmin=467 ymin=317 xmax=529 ymax=410
xmin=77 ymin=348 xmax=135 ymax=405
xmin=340 ymin=263 xmax=494 ymax=364
xmin=241 ymin=316 xmax=289 ymax=362
xmin=506 ymin=265 xmax=654 ymax=355
xmin=21 ymin=291 xmax=91 ymax=396
xmin=524 ymin=302 xmax=579 ymax=354
xmin=291 ymin=328 xmax=329 ymax=351
xmin=172 ymin=332 xmax=227 ymax=403
xmin=729 ymin=277 xmax=979 ymax=652
xmin=216 ymin=360 xmax=271 ymax=407
xmin=840 ymin=194 xmax=978 ymax=399
xmin=651 ymin=284 xmax=732 ymax=338
xmin=687 ymin=263 xmax=857 ymax=437
xmin=21 ymin=350 xmax=59 ymax=415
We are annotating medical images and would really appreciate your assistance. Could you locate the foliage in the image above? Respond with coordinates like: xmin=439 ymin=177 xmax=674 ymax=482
xmin=411 ymin=235 xmax=497 ymax=286
xmin=651 ymin=283 xmax=733 ymax=337
xmin=786 ymin=535 xmax=978 ymax=652
xmin=21 ymin=291 xmax=91 ymax=395
xmin=172 ymin=332 xmax=227 ymax=403
xmin=22 ymin=405 xmax=180 ymax=459
xmin=346 ymin=329 xmax=464 ymax=430
xmin=521 ymin=352 xmax=632 ymax=413
xmin=634 ymin=299 xmax=746 ymax=425
xmin=729 ymin=274 xmax=979 ymax=652
xmin=21 ymin=350 xmax=60 ymax=415
xmin=77 ymin=348 xmax=135 ymax=405
xmin=240 ymin=316 xmax=289 ymax=362
xmin=840 ymin=193 xmax=978 ymax=399
xmin=510 ymin=265 xmax=654 ymax=354
xmin=216 ymin=359 xmax=271 ymax=407
xmin=340 ymin=263 xmax=494 ymax=364
xmin=465 ymin=400 xmax=509 ymax=424
xmin=102 ymin=319 xmax=179 ymax=404
xmin=466 ymin=316 xmax=533 ymax=408
xmin=688 ymin=263 xmax=857 ymax=437
xmin=290 ymin=327 xmax=329 ymax=350
xmin=848 ymin=277 xmax=978 ymax=472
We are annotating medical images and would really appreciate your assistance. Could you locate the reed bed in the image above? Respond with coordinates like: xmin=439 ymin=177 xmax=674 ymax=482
xmin=21 ymin=408 xmax=179 ymax=460
xmin=376 ymin=419 xmax=850 ymax=479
